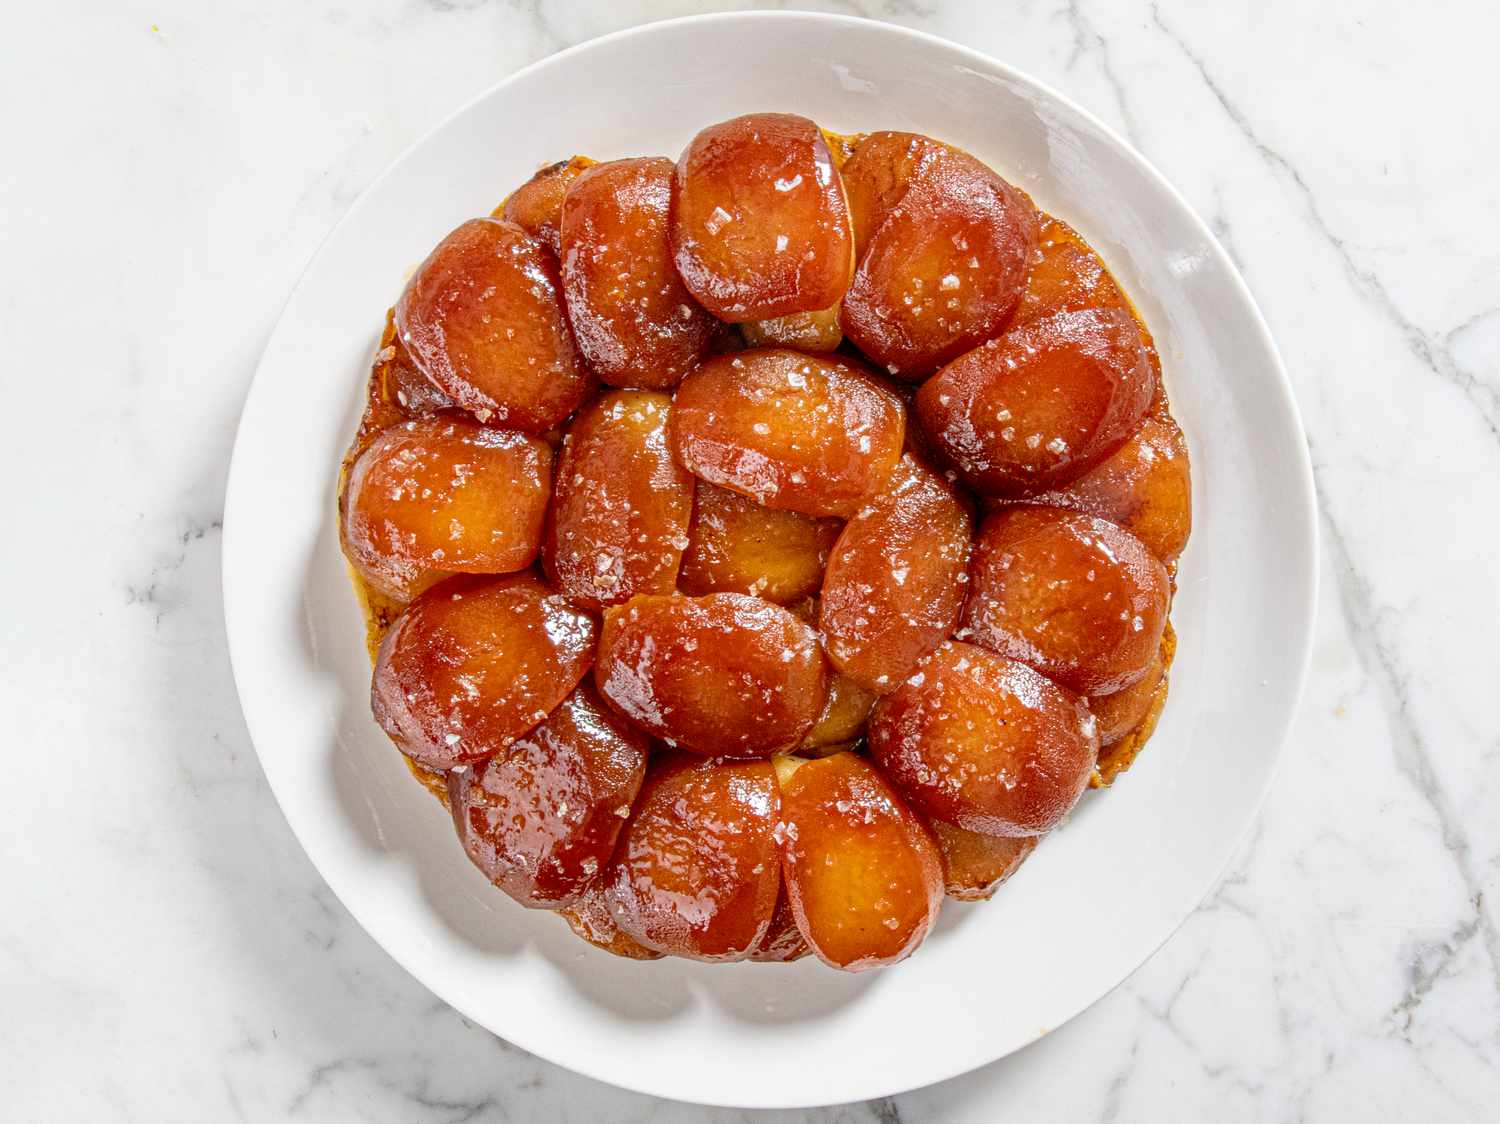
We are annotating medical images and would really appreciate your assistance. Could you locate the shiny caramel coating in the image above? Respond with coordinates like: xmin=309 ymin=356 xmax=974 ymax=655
xmin=839 ymin=130 xmax=955 ymax=258
xmin=604 ymin=755 xmax=781 ymax=960
xmin=339 ymin=113 xmax=1194 ymax=973
xmin=341 ymin=415 xmax=552 ymax=601
xmin=1012 ymin=214 xmax=1130 ymax=326
xmin=371 ymin=573 xmax=597 ymax=771
xmin=1093 ymin=624 xmax=1174 ymax=787
xmin=671 ymin=113 xmax=855 ymax=321
xmin=960 ymin=505 xmax=1169 ymax=695
xmin=559 ymin=158 xmax=717 ymax=388
xmin=930 ymin=820 xmax=1039 ymax=901
xmin=447 ymin=684 xmax=647 ymax=909
xmin=748 ymin=888 xmax=811 ymax=962
xmin=1026 ymin=414 xmax=1192 ymax=563
xmin=819 ymin=453 xmax=973 ymax=693
xmin=1090 ymin=649 xmax=1167 ymax=747
xmin=595 ymin=593 xmax=828 ymax=757
xmin=670 ymin=348 xmax=905 ymax=517
xmin=868 ymin=641 xmax=1097 ymax=836
xmin=915 ymin=307 xmax=1154 ymax=496
xmin=842 ymin=150 xmax=1038 ymax=378
xmin=543 ymin=390 xmax=694 ymax=610
xmin=741 ymin=303 xmax=844 ymax=353
xmin=778 ymin=752 xmax=943 ymax=971
xmin=395 ymin=217 xmax=595 ymax=431
xmin=800 ymin=672 xmax=878 ymax=750
xmin=383 ymin=331 xmax=455 ymax=420
xmin=560 ymin=881 xmax=664 ymax=960
xmin=679 ymin=482 xmax=842 ymax=604
xmin=498 ymin=156 xmax=595 ymax=256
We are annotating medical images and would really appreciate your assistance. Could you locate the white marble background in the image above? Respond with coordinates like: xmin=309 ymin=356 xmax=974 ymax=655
xmin=3 ymin=0 xmax=1497 ymax=1119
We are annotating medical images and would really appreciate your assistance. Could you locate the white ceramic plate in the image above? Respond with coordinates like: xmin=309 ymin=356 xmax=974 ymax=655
xmin=224 ymin=12 xmax=1316 ymax=1109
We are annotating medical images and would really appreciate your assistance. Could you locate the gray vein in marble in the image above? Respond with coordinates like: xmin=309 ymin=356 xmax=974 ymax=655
xmin=396 ymin=1082 xmax=502 ymax=1124
xmin=1059 ymin=0 xmax=1144 ymax=148
xmin=1205 ymin=184 xmax=1245 ymax=272
xmin=123 ymin=514 xmax=223 ymax=627
xmin=1314 ymin=470 xmax=1500 ymax=1017
xmin=1148 ymin=2 xmax=1500 ymax=445
xmin=287 ymin=1058 xmax=379 ymax=1115
xmin=1098 ymin=1028 xmax=1141 ymax=1124
xmin=221 ymin=1074 xmax=251 ymax=1124
xmin=834 ymin=0 xmax=941 ymax=21
xmin=1390 ymin=901 xmax=1486 ymax=1036
xmin=287 ymin=1053 xmax=510 ymax=1123
xmin=1128 ymin=941 xmax=1273 ymax=1109
xmin=520 ymin=0 xmax=567 ymax=61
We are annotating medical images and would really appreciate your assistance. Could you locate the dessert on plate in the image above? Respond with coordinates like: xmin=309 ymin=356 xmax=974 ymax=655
xmin=337 ymin=112 xmax=1191 ymax=971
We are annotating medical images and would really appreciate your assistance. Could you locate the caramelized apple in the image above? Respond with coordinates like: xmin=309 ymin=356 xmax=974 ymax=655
xmin=778 ymin=752 xmax=943 ymax=971
xmin=1012 ymin=214 xmax=1130 ymax=326
xmin=740 ymin=304 xmax=843 ymax=353
xmin=839 ymin=130 xmax=953 ymax=257
xmin=498 ymin=156 xmax=594 ymax=255
xmin=604 ymin=755 xmax=781 ymax=960
xmin=1026 ymin=414 xmax=1192 ymax=562
xmin=671 ymin=113 xmax=854 ymax=321
xmin=1094 ymin=627 xmax=1173 ymax=785
xmin=559 ymin=158 xmax=717 ymax=388
xmin=341 ymin=415 xmax=552 ymax=601
xmin=447 ymin=685 xmax=648 ymax=908
xmin=748 ymin=889 xmax=810 ymax=962
xmin=543 ymin=390 xmax=695 ymax=609
xmin=405 ymin=758 xmax=451 ymax=804
xmin=347 ymin=313 xmax=453 ymax=485
xmin=678 ymin=482 xmax=841 ymax=604
xmin=916 ymin=308 xmax=1154 ymax=495
xmin=819 ymin=454 xmax=972 ymax=693
xmin=1090 ymin=648 xmax=1167 ymax=746
xmin=800 ymin=673 xmax=878 ymax=750
xmin=841 ymin=151 xmax=1038 ymax=378
xmin=377 ymin=319 xmax=454 ymax=420
xmin=868 ymin=641 xmax=1097 ymax=835
xmin=799 ymin=739 xmax=860 ymax=760
xmin=785 ymin=594 xmax=820 ymax=626
xmin=670 ymin=348 xmax=905 ymax=517
xmin=395 ymin=218 xmax=595 ymax=431
xmin=560 ymin=882 xmax=664 ymax=960
xmin=595 ymin=593 xmax=827 ymax=756
xmin=960 ymin=506 xmax=1169 ymax=694
xmin=930 ymin=820 xmax=1038 ymax=901
xmin=371 ymin=573 xmax=597 ymax=771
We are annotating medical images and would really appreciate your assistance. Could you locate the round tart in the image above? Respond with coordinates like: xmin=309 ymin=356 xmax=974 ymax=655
xmin=338 ymin=113 xmax=1192 ymax=971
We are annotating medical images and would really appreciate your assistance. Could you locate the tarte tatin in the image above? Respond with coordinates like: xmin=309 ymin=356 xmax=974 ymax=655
xmin=337 ymin=113 xmax=1191 ymax=970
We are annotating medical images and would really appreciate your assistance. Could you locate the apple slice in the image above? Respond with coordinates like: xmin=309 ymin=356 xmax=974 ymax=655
xmin=869 ymin=641 xmax=1097 ymax=836
xmin=671 ymin=113 xmax=854 ymax=321
xmin=395 ymin=217 xmax=595 ymax=431
xmin=778 ymin=752 xmax=943 ymax=971
xmin=371 ymin=573 xmax=596 ymax=771
xmin=595 ymin=593 xmax=827 ymax=757
xmin=543 ymin=390 xmax=695 ymax=609
xmin=604 ymin=755 xmax=781 ymax=961
xmin=447 ymin=685 xmax=648 ymax=908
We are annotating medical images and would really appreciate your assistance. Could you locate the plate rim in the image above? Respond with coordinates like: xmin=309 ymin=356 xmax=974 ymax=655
xmin=222 ymin=9 xmax=1319 ymax=1108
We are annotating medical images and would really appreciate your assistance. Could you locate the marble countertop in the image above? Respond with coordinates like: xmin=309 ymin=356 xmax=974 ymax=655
xmin=4 ymin=1 xmax=1497 ymax=1119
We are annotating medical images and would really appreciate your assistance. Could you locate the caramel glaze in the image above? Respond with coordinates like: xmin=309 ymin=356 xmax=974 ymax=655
xmin=338 ymin=135 xmax=1186 ymax=812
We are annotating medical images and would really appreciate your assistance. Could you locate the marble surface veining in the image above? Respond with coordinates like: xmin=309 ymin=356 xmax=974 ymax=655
xmin=3 ymin=0 xmax=1498 ymax=1120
